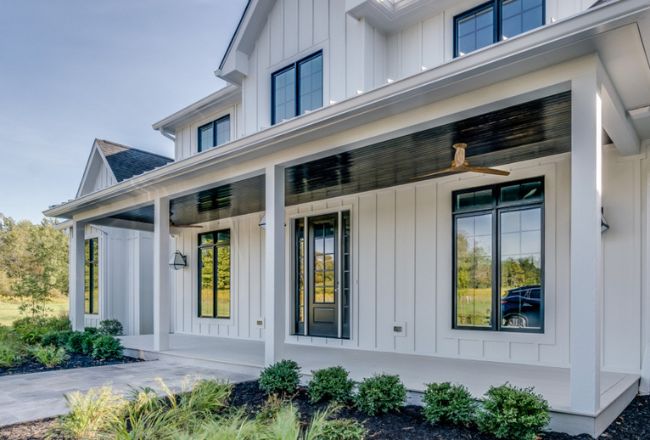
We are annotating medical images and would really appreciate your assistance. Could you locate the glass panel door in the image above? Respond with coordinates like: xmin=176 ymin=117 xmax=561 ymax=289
xmin=308 ymin=214 xmax=338 ymax=338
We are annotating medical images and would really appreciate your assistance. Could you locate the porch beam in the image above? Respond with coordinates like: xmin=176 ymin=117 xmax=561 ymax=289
xmin=153 ymin=197 xmax=171 ymax=351
xmin=69 ymin=221 xmax=85 ymax=331
xmin=598 ymin=60 xmax=640 ymax=156
xmin=264 ymin=165 xmax=286 ymax=365
xmin=569 ymin=69 xmax=603 ymax=414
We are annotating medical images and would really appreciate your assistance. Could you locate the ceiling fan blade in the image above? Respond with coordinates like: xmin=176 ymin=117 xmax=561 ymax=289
xmin=465 ymin=166 xmax=510 ymax=176
xmin=170 ymin=223 xmax=204 ymax=228
xmin=412 ymin=167 xmax=461 ymax=180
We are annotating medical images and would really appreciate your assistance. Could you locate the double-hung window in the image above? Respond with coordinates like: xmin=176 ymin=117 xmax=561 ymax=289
xmin=293 ymin=211 xmax=351 ymax=339
xmin=198 ymin=115 xmax=230 ymax=152
xmin=272 ymin=51 xmax=323 ymax=125
xmin=198 ymin=229 xmax=231 ymax=319
xmin=84 ymin=238 xmax=99 ymax=315
xmin=454 ymin=0 xmax=545 ymax=57
xmin=453 ymin=177 xmax=544 ymax=332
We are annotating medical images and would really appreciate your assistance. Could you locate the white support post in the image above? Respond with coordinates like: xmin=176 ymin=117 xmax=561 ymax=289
xmin=569 ymin=70 xmax=603 ymax=414
xmin=153 ymin=197 xmax=171 ymax=351
xmin=69 ymin=221 xmax=85 ymax=331
xmin=264 ymin=165 xmax=286 ymax=365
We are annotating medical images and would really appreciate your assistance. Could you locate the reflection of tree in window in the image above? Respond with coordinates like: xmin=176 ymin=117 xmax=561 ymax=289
xmin=198 ymin=230 xmax=230 ymax=319
xmin=84 ymin=238 xmax=99 ymax=315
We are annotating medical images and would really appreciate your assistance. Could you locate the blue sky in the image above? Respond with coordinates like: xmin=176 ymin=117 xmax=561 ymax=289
xmin=0 ymin=0 xmax=247 ymax=222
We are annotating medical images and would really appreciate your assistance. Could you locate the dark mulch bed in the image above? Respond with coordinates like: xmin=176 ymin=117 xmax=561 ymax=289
xmin=2 ymin=380 xmax=649 ymax=439
xmin=0 ymin=354 xmax=141 ymax=377
xmin=230 ymin=381 xmax=650 ymax=440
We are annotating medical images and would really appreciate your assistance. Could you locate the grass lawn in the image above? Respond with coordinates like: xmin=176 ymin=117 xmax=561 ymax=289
xmin=0 ymin=296 xmax=68 ymax=326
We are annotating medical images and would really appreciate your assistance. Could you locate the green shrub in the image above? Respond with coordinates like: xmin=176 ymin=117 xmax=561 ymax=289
xmin=355 ymin=374 xmax=406 ymax=416
xmin=477 ymin=384 xmax=550 ymax=440
xmin=180 ymin=379 xmax=232 ymax=414
xmin=65 ymin=331 xmax=85 ymax=354
xmin=91 ymin=335 xmax=123 ymax=360
xmin=30 ymin=344 xmax=68 ymax=368
xmin=0 ymin=342 xmax=24 ymax=368
xmin=308 ymin=366 xmax=355 ymax=404
xmin=259 ymin=359 xmax=301 ymax=396
xmin=81 ymin=331 xmax=99 ymax=355
xmin=306 ymin=406 xmax=366 ymax=440
xmin=12 ymin=316 xmax=71 ymax=344
xmin=99 ymin=319 xmax=123 ymax=336
xmin=422 ymin=382 xmax=475 ymax=426
xmin=84 ymin=326 xmax=99 ymax=335
xmin=41 ymin=330 xmax=72 ymax=348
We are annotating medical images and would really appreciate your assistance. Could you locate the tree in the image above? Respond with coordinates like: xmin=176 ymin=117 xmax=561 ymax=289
xmin=0 ymin=214 xmax=68 ymax=317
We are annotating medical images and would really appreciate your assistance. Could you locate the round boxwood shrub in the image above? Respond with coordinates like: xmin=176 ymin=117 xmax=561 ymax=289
xmin=423 ymin=382 xmax=476 ymax=426
xmin=259 ymin=359 xmax=301 ymax=396
xmin=41 ymin=331 xmax=72 ymax=348
xmin=355 ymin=374 xmax=406 ymax=415
xmin=477 ymin=384 xmax=550 ymax=440
xmin=91 ymin=335 xmax=123 ymax=360
xmin=65 ymin=331 xmax=85 ymax=354
xmin=308 ymin=366 xmax=355 ymax=404
xmin=99 ymin=319 xmax=123 ymax=336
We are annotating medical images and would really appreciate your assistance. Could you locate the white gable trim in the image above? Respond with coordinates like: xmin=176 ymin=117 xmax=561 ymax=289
xmin=76 ymin=140 xmax=117 ymax=198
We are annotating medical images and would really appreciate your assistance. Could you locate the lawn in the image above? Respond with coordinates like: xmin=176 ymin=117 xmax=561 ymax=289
xmin=0 ymin=296 xmax=68 ymax=326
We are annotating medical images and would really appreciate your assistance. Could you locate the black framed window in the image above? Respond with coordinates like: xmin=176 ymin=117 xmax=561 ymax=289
xmin=198 ymin=229 xmax=231 ymax=319
xmin=453 ymin=177 xmax=544 ymax=332
xmin=454 ymin=0 xmax=544 ymax=57
xmin=272 ymin=51 xmax=323 ymax=125
xmin=84 ymin=238 xmax=99 ymax=315
xmin=198 ymin=115 xmax=230 ymax=152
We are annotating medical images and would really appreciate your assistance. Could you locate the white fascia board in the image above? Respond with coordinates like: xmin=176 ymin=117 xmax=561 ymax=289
xmin=45 ymin=0 xmax=650 ymax=219
xmin=152 ymin=86 xmax=241 ymax=134
xmin=75 ymin=141 xmax=117 ymax=198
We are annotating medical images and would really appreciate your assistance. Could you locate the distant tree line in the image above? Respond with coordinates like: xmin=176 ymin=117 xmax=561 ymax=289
xmin=0 ymin=214 xmax=68 ymax=317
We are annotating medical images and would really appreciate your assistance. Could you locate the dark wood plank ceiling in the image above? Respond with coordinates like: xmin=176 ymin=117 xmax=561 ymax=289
xmin=106 ymin=92 xmax=571 ymax=226
xmin=285 ymin=91 xmax=571 ymax=205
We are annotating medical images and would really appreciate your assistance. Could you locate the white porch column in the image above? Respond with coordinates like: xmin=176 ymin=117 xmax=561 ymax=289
xmin=69 ymin=221 xmax=86 ymax=331
xmin=153 ymin=197 xmax=171 ymax=351
xmin=264 ymin=165 xmax=286 ymax=365
xmin=569 ymin=70 xmax=603 ymax=414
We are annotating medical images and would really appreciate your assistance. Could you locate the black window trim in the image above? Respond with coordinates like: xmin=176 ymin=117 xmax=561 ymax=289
xmin=197 ymin=229 xmax=231 ymax=319
xmin=451 ymin=176 xmax=545 ymax=334
xmin=197 ymin=114 xmax=231 ymax=153
xmin=453 ymin=0 xmax=546 ymax=58
xmin=271 ymin=50 xmax=323 ymax=125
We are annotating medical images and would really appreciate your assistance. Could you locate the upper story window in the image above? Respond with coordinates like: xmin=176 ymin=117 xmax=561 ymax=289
xmin=198 ymin=115 xmax=230 ymax=152
xmin=272 ymin=51 xmax=323 ymax=125
xmin=454 ymin=0 xmax=545 ymax=57
xmin=453 ymin=177 xmax=544 ymax=333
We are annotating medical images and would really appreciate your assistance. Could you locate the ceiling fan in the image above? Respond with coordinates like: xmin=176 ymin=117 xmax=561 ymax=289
xmin=413 ymin=143 xmax=510 ymax=179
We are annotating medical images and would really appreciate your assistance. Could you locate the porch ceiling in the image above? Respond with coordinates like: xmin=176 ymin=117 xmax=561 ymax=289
xmin=98 ymin=92 xmax=571 ymax=227
xmin=285 ymin=91 xmax=571 ymax=206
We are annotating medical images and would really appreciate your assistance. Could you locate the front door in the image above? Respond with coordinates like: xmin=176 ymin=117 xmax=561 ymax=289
xmin=308 ymin=214 xmax=338 ymax=338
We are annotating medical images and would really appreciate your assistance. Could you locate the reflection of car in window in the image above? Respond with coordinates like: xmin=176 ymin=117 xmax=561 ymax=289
xmin=501 ymin=285 xmax=541 ymax=328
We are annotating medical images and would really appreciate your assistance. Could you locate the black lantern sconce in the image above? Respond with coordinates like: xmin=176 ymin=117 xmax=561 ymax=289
xmin=169 ymin=251 xmax=187 ymax=270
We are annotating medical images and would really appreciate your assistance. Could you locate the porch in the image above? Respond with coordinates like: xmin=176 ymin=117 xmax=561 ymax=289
xmin=119 ymin=333 xmax=638 ymax=435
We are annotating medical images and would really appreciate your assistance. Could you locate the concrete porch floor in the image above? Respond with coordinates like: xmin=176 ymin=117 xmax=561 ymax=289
xmin=120 ymin=333 xmax=639 ymax=436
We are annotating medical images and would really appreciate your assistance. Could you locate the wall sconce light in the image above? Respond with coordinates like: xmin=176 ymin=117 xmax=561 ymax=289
xmin=169 ymin=251 xmax=187 ymax=270
xmin=258 ymin=214 xmax=266 ymax=230
xmin=601 ymin=207 xmax=610 ymax=233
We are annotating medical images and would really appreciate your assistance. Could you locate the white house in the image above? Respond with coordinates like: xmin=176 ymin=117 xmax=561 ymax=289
xmin=45 ymin=0 xmax=650 ymax=436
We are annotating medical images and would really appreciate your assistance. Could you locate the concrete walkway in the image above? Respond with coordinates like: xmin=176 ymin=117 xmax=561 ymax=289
xmin=0 ymin=358 xmax=256 ymax=427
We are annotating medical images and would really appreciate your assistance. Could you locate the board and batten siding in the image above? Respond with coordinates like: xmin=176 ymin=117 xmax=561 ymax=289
xmin=166 ymin=150 xmax=644 ymax=372
xmin=170 ymin=213 xmax=266 ymax=340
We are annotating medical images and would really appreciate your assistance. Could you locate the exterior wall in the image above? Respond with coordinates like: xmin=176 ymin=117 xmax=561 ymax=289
xmin=161 ymin=149 xmax=646 ymax=373
xmin=173 ymin=0 xmax=600 ymax=159
xmin=78 ymin=150 xmax=117 ymax=196
xmin=170 ymin=213 xmax=265 ymax=340
xmin=82 ymin=225 xmax=153 ymax=335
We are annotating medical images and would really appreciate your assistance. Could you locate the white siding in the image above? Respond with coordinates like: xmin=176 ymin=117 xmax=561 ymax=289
xmin=171 ymin=213 xmax=265 ymax=340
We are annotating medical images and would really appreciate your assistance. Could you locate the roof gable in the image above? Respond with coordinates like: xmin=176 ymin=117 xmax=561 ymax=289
xmin=76 ymin=139 xmax=173 ymax=197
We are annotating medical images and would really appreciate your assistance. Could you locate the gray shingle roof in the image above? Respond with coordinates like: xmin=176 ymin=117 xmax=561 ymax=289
xmin=96 ymin=139 xmax=173 ymax=182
